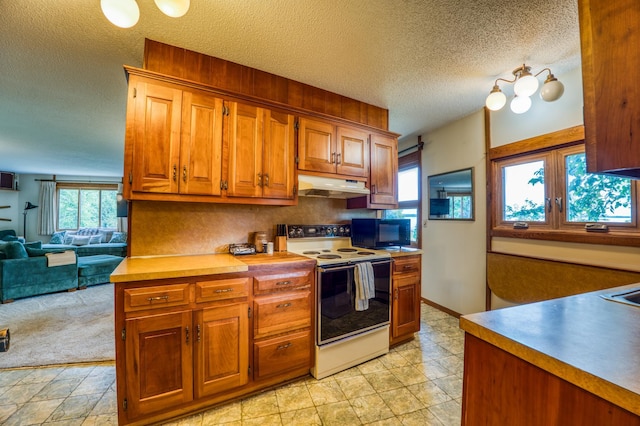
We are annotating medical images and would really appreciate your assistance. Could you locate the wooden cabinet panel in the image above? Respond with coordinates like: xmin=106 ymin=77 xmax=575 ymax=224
xmin=194 ymin=304 xmax=249 ymax=398
xmin=180 ymin=91 xmax=224 ymax=195
xmin=262 ymin=110 xmax=295 ymax=199
xmin=125 ymin=310 xmax=193 ymax=418
xmin=253 ymin=330 xmax=311 ymax=380
xmin=253 ymin=291 xmax=311 ymax=339
xmin=195 ymin=277 xmax=249 ymax=303
xmin=297 ymin=117 xmax=336 ymax=174
xmin=393 ymin=256 xmax=420 ymax=275
xmin=227 ymin=102 xmax=263 ymax=198
xmin=370 ymin=133 xmax=398 ymax=206
xmin=253 ymin=270 xmax=312 ymax=294
xmin=579 ymin=0 xmax=640 ymax=178
xmin=124 ymin=283 xmax=190 ymax=312
xmin=390 ymin=254 xmax=421 ymax=347
xmin=131 ymin=79 xmax=183 ymax=194
xmin=336 ymin=126 xmax=369 ymax=178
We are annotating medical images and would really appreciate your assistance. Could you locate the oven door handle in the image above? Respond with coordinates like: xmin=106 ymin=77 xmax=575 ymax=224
xmin=318 ymin=264 xmax=355 ymax=273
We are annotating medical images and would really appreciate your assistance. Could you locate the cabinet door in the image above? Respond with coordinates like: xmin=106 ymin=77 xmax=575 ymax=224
xmin=194 ymin=303 xmax=249 ymax=398
xmin=392 ymin=274 xmax=421 ymax=339
xmin=370 ymin=133 xmax=398 ymax=206
xmin=336 ymin=126 xmax=369 ymax=178
xmin=180 ymin=91 xmax=224 ymax=195
xmin=125 ymin=310 xmax=193 ymax=418
xmin=262 ymin=110 xmax=295 ymax=199
xmin=131 ymin=80 xmax=182 ymax=194
xmin=297 ymin=117 xmax=336 ymax=174
xmin=579 ymin=0 xmax=640 ymax=177
xmin=227 ymin=102 xmax=263 ymax=198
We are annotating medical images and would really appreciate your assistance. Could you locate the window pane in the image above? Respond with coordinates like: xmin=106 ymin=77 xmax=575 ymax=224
xmin=398 ymin=167 xmax=418 ymax=202
xmin=566 ymin=153 xmax=632 ymax=223
xmin=384 ymin=208 xmax=418 ymax=242
xmin=450 ymin=195 xmax=472 ymax=219
xmin=80 ymin=190 xmax=100 ymax=228
xmin=101 ymin=191 xmax=118 ymax=228
xmin=503 ymin=160 xmax=546 ymax=222
xmin=58 ymin=189 xmax=79 ymax=229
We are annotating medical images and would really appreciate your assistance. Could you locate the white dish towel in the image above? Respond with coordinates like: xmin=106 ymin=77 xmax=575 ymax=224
xmin=354 ymin=262 xmax=375 ymax=311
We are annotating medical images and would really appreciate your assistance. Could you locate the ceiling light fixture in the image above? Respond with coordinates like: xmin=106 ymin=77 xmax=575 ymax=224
xmin=485 ymin=64 xmax=565 ymax=114
xmin=101 ymin=0 xmax=190 ymax=28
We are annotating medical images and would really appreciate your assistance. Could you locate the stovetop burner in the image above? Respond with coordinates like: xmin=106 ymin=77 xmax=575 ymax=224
xmin=317 ymin=254 xmax=342 ymax=259
xmin=336 ymin=248 xmax=358 ymax=252
xmin=303 ymin=251 xmax=321 ymax=255
xmin=358 ymin=251 xmax=375 ymax=255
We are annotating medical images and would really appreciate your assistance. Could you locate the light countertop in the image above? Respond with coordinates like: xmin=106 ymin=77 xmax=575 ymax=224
xmin=384 ymin=247 xmax=422 ymax=257
xmin=110 ymin=252 xmax=315 ymax=282
xmin=460 ymin=283 xmax=640 ymax=416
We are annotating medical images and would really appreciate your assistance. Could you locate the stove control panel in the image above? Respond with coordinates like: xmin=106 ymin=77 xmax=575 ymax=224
xmin=287 ymin=224 xmax=351 ymax=238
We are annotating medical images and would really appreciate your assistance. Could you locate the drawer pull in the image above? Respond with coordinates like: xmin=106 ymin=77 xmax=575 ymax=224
xmin=276 ymin=280 xmax=292 ymax=286
xmin=214 ymin=288 xmax=234 ymax=293
xmin=276 ymin=303 xmax=292 ymax=309
xmin=277 ymin=342 xmax=292 ymax=350
xmin=147 ymin=295 xmax=169 ymax=302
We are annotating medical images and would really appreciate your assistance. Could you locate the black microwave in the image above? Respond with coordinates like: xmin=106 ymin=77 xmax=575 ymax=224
xmin=351 ymin=218 xmax=411 ymax=248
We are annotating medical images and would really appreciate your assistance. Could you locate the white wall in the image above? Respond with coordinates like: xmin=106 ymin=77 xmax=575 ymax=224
xmin=421 ymin=110 xmax=487 ymax=315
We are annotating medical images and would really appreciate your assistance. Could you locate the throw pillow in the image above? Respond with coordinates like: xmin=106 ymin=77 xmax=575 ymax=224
xmin=49 ymin=231 xmax=66 ymax=244
xmin=89 ymin=234 xmax=103 ymax=244
xmin=71 ymin=235 xmax=91 ymax=246
xmin=1 ymin=235 xmax=18 ymax=242
xmin=26 ymin=247 xmax=64 ymax=257
xmin=3 ymin=242 xmax=28 ymax=259
xmin=63 ymin=232 xmax=77 ymax=245
xmin=109 ymin=232 xmax=127 ymax=243
xmin=23 ymin=241 xmax=43 ymax=250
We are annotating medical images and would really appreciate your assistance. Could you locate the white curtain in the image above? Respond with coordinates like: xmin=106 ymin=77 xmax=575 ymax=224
xmin=38 ymin=181 xmax=57 ymax=235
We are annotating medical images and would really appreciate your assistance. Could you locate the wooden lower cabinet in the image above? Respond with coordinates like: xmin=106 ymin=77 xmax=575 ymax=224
xmin=115 ymin=264 xmax=314 ymax=425
xmin=390 ymin=254 xmax=421 ymax=347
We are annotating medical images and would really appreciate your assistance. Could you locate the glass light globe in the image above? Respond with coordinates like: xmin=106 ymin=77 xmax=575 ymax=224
xmin=101 ymin=0 xmax=139 ymax=28
xmin=513 ymin=74 xmax=539 ymax=97
xmin=540 ymin=78 xmax=565 ymax=102
xmin=510 ymin=95 xmax=532 ymax=114
xmin=486 ymin=87 xmax=507 ymax=111
xmin=155 ymin=0 xmax=190 ymax=18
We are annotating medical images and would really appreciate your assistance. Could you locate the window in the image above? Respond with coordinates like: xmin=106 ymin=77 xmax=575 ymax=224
xmin=385 ymin=150 xmax=421 ymax=247
xmin=57 ymin=183 xmax=118 ymax=230
xmin=491 ymin=129 xmax=639 ymax=245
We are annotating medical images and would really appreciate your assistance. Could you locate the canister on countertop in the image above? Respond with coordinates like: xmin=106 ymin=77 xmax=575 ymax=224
xmin=254 ymin=231 xmax=267 ymax=253
xmin=266 ymin=242 xmax=274 ymax=254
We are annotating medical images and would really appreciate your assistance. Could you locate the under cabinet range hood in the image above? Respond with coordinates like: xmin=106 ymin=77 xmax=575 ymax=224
xmin=298 ymin=174 xmax=370 ymax=198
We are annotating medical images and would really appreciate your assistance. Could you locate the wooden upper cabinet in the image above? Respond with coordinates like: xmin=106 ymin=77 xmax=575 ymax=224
xmin=180 ymin=91 xmax=224 ymax=195
xmin=297 ymin=117 xmax=336 ymax=174
xmin=298 ymin=117 xmax=369 ymax=178
xmin=128 ymin=75 xmax=224 ymax=196
xmin=369 ymin=133 xmax=398 ymax=206
xmin=336 ymin=126 xmax=369 ymax=178
xmin=226 ymin=102 xmax=295 ymax=199
xmin=131 ymin=78 xmax=182 ymax=194
xmin=579 ymin=0 xmax=640 ymax=178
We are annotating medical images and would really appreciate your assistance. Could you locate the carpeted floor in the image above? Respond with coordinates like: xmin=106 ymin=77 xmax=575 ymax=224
xmin=0 ymin=284 xmax=114 ymax=369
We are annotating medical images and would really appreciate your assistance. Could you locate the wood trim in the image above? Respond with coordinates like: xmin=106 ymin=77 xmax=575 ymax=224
xmin=490 ymin=228 xmax=640 ymax=247
xmin=488 ymin=125 xmax=585 ymax=161
xmin=142 ymin=39 xmax=391 ymax=132
xmin=484 ymin=107 xmax=492 ymax=311
xmin=421 ymin=297 xmax=461 ymax=319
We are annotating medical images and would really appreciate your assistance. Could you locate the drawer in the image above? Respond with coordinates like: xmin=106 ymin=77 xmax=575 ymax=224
xmin=393 ymin=256 xmax=421 ymax=275
xmin=253 ymin=291 xmax=311 ymax=338
xmin=253 ymin=270 xmax=312 ymax=294
xmin=253 ymin=330 xmax=311 ymax=380
xmin=195 ymin=277 xmax=249 ymax=303
xmin=124 ymin=283 xmax=190 ymax=312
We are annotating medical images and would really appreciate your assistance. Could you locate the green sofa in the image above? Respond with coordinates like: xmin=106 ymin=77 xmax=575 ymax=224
xmin=0 ymin=240 xmax=79 ymax=303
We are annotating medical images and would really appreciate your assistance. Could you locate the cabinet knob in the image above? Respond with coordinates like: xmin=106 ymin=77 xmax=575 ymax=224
xmin=331 ymin=152 xmax=336 ymax=164
xmin=172 ymin=165 xmax=177 ymax=182
xmin=336 ymin=153 xmax=341 ymax=164
xmin=264 ymin=173 xmax=269 ymax=187
xmin=183 ymin=165 xmax=187 ymax=183
xmin=257 ymin=173 xmax=263 ymax=187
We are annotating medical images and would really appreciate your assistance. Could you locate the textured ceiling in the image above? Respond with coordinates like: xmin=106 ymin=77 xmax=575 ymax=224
xmin=0 ymin=0 xmax=581 ymax=177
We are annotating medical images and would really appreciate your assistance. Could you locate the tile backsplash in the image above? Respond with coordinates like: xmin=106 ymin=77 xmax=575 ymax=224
xmin=129 ymin=197 xmax=375 ymax=256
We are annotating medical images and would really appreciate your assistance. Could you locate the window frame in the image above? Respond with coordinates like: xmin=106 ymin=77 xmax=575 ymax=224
xmin=385 ymin=150 xmax=422 ymax=248
xmin=489 ymin=126 xmax=640 ymax=247
xmin=56 ymin=182 xmax=119 ymax=231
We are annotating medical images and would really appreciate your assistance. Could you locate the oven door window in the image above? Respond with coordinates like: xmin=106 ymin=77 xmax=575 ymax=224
xmin=318 ymin=262 xmax=391 ymax=345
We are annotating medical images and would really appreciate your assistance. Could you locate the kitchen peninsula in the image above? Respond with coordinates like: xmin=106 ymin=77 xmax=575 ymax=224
xmin=460 ymin=284 xmax=640 ymax=425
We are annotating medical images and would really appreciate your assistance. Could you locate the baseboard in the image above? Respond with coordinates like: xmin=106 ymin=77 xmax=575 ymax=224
xmin=421 ymin=297 xmax=461 ymax=318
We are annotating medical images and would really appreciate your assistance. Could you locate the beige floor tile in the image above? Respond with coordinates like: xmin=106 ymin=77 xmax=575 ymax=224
xmin=47 ymin=394 xmax=102 ymax=422
xmin=379 ymin=352 xmax=410 ymax=369
xmin=32 ymin=378 xmax=83 ymax=401
xmin=279 ymin=406 xmax=322 ymax=425
xmin=0 ymin=382 xmax=47 ymax=405
xmin=241 ymin=390 xmax=279 ymax=419
xmin=336 ymin=374 xmax=377 ymax=400
xmin=80 ymin=413 xmax=119 ymax=425
xmin=388 ymin=365 xmax=428 ymax=387
xmin=350 ymin=393 xmax=395 ymax=423
xmin=377 ymin=387 xmax=425 ymax=416
xmin=428 ymin=399 xmax=462 ymax=425
xmin=307 ymin=378 xmax=347 ymax=406
xmin=406 ymin=380 xmax=451 ymax=407
xmin=240 ymin=413 xmax=282 ymax=425
xmin=89 ymin=389 xmax=117 ymax=416
xmin=0 ymin=370 xmax=31 ymax=387
xmin=0 ymin=403 xmax=18 ymax=423
xmin=363 ymin=370 xmax=405 ymax=393
xmin=3 ymin=398 xmax=64 ymax=426
xmin=275 ymin=384 xmax=315 ymax=412
xmin=201 ymin=400 xmax=242 ymax=424
xmin=397 ymin=407 xmax=444 ymax=425
xmin=316 ymin=400 xmax=361 ymax=425
xmin=432 ymin=375 xmax=463 ymax=400
xmin=357 ymin=357 xmax=388 ymax=374
xmin=18 ymin=368 xmax=64 ymax=385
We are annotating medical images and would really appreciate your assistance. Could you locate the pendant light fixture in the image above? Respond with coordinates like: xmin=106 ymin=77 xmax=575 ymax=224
xmin=101 ymin=0 xmax=190 ymax=28
xmin=485 ymin=64 xmax=565 ymax=113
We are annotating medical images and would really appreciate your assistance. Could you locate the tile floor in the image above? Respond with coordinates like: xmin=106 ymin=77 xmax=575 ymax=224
xmin=0 ymin=303 xmax=464 ymax=425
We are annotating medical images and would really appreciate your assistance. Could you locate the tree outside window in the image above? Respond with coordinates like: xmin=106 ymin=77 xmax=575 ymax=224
xmin=57 ymin=185 xmax=118 ymax=230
